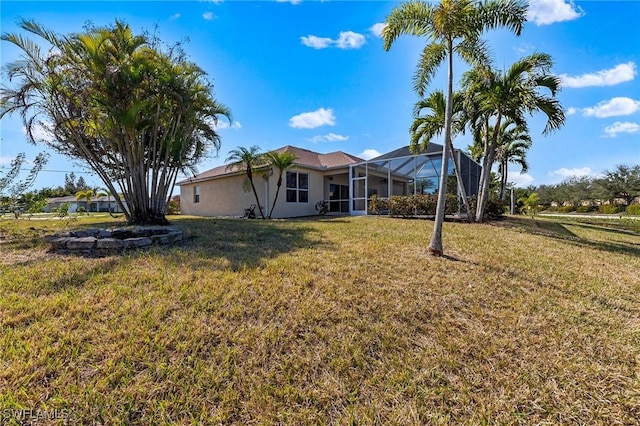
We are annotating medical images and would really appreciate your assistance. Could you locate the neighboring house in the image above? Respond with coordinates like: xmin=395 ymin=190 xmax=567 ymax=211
xmin=177 ymin=144 xmax=482 ymax=218
xmin=44 ymin=195 xmax=125 ymax=213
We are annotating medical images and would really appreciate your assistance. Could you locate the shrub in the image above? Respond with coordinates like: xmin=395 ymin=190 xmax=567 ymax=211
xmin=545 ymin=206 xmax=559 ymax=212
xmin=558 ymin=205 xmax=575 ymax=213
xmin=467 ymin=196 xmax=506 ymax=221
xmin=57 ymin=202 xmax=69 ymax=218
xmin=576 ymin=205 xmax=595 ymax=213
xmin=368 ymin=195 xmax=389 ymax=215
xmin=168 ymin=200 xmax=181 ymax=215
xmin=484 ymin=197 xmax=507 ymax=220
xmin=599 ymin=204 xmax=624 ymax=214
xmin=625 ymin=204 xmax=640 ymax=216
xmin=389 ymin=196 xmax=415 ymax=217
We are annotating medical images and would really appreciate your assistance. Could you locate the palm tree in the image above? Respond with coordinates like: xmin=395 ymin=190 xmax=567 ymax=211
xmin=410 ymin=90 xmax=472 ymax=217
xmin=226 ymin=146 xmax=267 ymax=219
xmin=265 ymin=150 xmax=298 ymax=219
xmin=494 ymin=121 xmax=532 ymax=200
xmin=75 ymin=189 xmax=94 ymax=214
xmin=1 ymin=20 xmax=231 ymax=225
xmin=383 ymin=0 xmax=527 ymax=255
xmin=96 ymin=188 xmax=119 ymax=217
xmin=519 ymin=192 xmax=541 ymax=218
xmin=462 ymin=52 xmax=565 ymax=222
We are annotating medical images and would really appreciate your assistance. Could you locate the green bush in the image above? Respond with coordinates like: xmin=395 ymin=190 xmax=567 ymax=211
xmin=56 ymin=202 xmax=69 ymax=218
xmin=467 ymin=196 xmax=506 ymax=221
xmin=545 ymin=206 xmax=559 ymax=212
xmin=599 ymin=204 xmax=624 ymax=214
xmin=484 ymin=197 xmax=507 ymax=220
xmin=558 ymin=205 xmax=575 ymax=213
xmin=384 ymin=194 xmax=458 ymax=218
xmin=625 ymin=204 xmax=640 ymax=216
xmin=168 ymin=200 xmax=181 ymax=215
xmin=368 ymin=195 xmax=389 ymax=215
xmin=576 ymin=205 xmax=595 ymax=213
xmin=389 ymin=195 xmax=415 ymax=217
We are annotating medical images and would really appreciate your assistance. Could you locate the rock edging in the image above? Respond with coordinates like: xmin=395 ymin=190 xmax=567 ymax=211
xmin=45 ymin=226 xmax=183 ymax=253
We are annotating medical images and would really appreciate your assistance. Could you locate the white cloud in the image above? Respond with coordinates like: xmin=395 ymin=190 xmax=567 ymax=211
xmin=307 ymin=133 xmax=349 ymax=143
xmin=369 ymin=23 xmax=387 ymax=38
xmin=215 ymin=120 xmax=242 ymax=130
xmin=202 ymin=12 xmax=215 ymax=20
xmin=358 ymin=149 xmax=381 ymax=160
xmin=508 ymin=172 xmax=535 ymax=187
xmin=300 ymin=35 xmax=333 ymax=49
xmin=301 ymin=31 xmax=367 ymax=50
xmin=335 ymin=31 xmax=366 ymax=49
xmin=289 ymin=108 xmax=335 ymax=129
xmin=549 ymin=167 xmax=592 ymax=178
xmin=169 ymin=13 xmax=181 ymax=21
xmin=514 ymin=43 xmax=535 ymax=54
xmin=566 ymin=107 xmax=578 ymax=115
xmin=603 ymin=121 xmax=640 ymax=138
xmin=276 ymin=0 xmax=301 ymax=4
xmin=559 ymin=62 xmax=636 ymax=88
xmin=527 ymin=0 xmax=584 ymax=26
xmin=582 ymin=97 xmax=640 ymax=118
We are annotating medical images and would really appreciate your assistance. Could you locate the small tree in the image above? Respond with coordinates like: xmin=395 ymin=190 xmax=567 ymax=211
xmin=0 ymin=152 xmax=48 ymax=218
xmin=226 ymin=146 xmax=267 ymax=219
xmin=76 ymin=189 xmax=95 ymax=214
xmin=519 ymin=192 xmax=541 ymax=218
xmin=265 ymin=151 xmax=298 ymax=219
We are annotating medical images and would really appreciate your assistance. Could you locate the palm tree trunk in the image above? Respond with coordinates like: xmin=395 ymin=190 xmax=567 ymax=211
xmin=269 ymin=175 xmax=283 ymax=219
xmin=428 ymin=39 xmax=454 ymax=256
xmin=446 ymin=142 xmax=472 ymax=221
xmin=500 ymin=160 xmax=508 ymax=200
xmin=247 ymin=168 xmax=265 ymax=219
xmin=476 ymin=114 xmax=502 ymax=222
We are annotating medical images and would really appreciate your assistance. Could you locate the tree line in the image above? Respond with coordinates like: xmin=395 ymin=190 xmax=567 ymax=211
xmin=514 ymin=164 xmax=640 ymax=214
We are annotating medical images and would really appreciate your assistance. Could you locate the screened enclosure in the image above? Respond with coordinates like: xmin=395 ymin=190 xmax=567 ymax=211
xmin=348 ymin=144 xmax=481 ymax=215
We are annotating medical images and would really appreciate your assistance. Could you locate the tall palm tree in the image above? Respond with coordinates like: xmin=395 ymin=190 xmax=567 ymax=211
xmin=462 ymin=52 xmax=565 ymax=221
xmin=494 ymin=121 xmax=532 ymax=200
xmin=410 ymin=90 xmax=472 ymax=217
xmin=226 ymin=146 xmax=267 ymax=219
xmin=265 ymin=150 xmax=298 ymax=219
xmin=383 ymin=0 xmax=527 ymax=256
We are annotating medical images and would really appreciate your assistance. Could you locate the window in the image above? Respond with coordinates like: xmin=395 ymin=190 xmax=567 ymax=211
xmin=286 ymin=171 xmax=309 ymax=203
xmin=193 ymin=186 xmax=200 ymax=203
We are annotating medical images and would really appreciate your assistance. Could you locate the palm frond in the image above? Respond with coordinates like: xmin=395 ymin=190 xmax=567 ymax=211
xmin=382 ymin=0 xmax=434 ymax=51
xmin=413 ymin=42 xmax=446 ymax=96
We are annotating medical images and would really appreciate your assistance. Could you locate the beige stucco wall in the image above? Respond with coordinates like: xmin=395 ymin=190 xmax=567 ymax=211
xmin=180 ymin=166 xmax=336 ymax=218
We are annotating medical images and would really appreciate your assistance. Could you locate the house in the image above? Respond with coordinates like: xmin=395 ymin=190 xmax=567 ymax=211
xmin=178 ymin=146 xmax=363 ymax=218
xmin=177 ymin=144 xmax=482 ymax=218
xmin=44 ymin=194 xmax=125 ymax=213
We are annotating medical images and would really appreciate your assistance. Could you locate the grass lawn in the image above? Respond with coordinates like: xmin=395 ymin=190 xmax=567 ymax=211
xmin=1 ymin=215 xmax=639 ymax=424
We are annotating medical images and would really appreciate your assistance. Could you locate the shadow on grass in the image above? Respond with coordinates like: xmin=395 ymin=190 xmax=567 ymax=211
xmin=160 ymin=217 xmax=326 ymax=271
xmin=497 ymin=217 xmax=640 ymax=257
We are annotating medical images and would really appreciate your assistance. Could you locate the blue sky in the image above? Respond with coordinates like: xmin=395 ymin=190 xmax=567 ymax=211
xmin=1 ymin=0 xmax=639 ymax=193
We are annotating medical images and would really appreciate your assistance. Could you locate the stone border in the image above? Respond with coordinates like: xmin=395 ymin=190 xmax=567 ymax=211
xmin=45 ymin=226 xmax=183 ymax=253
